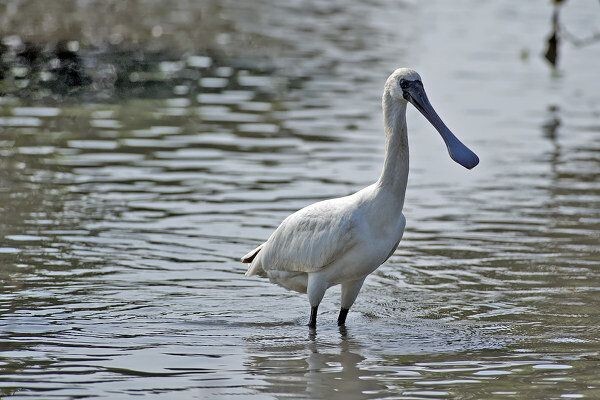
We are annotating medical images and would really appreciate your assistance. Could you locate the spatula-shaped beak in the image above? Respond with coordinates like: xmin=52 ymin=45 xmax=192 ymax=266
xmin=403 ymin=81 xmax=479 ymax=169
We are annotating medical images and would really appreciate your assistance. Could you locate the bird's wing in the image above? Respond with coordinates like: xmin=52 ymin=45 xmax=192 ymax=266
xmin=258 ymin=199 xmax=357 ymax=273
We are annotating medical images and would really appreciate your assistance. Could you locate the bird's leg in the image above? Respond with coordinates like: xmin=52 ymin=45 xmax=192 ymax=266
xmin=309 ymin=306 xmax=318 ymax=329
xmin=338 ymin=278 xmax=366 ymax=326
xmin=337 ymin=308 xmax=349 ymax=326
xmin=307 ymin=273 xmax=328 ymax=329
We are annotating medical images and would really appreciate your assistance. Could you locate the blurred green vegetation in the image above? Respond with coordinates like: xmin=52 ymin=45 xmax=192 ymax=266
xmin=0 ymin=1 xmax=283 ymax=99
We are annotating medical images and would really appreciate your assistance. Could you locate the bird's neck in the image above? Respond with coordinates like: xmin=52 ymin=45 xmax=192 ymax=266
xmin=376 ymin=92 xmax=409 ymax=207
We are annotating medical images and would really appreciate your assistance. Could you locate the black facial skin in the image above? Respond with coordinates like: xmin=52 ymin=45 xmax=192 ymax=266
xmin=400 ymin=79 xmax=428 ymax=117
xmin=399 ymin=79 xmax=423 ymax=102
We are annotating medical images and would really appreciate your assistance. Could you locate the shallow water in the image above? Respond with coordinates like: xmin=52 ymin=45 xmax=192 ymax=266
xmin=1 ymin=0 xmax=599 ymax=399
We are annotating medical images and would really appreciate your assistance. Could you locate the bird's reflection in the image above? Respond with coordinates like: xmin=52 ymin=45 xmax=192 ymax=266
xmin=247 ymin=326 xmax=385 ymax=399
xmin=542 ymin=104 xmax=562 ymax=184
xmin=541 ymin=105 xmax=562 ymax=197
xmin=305 ymin=327 xmax=378 ymax=399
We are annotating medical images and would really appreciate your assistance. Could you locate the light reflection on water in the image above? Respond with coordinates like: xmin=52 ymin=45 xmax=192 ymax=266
xmin=1 ymin=0 xmax=599 ymax=399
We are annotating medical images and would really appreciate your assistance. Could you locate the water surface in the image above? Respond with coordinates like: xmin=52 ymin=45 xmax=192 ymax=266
xmin=1 ymin=1 xmax=599 ymax=399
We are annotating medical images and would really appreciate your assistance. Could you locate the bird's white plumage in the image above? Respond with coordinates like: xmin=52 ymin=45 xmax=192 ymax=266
xmin=245 ymin=184 xmax=406 ymax=293
xmin=242 ymin=67 xmax=477 ymax=326
xmin=249 ymin=197 xmax=357 ymax=274
xmin=244 ymin=68 xmax=414 ymax=300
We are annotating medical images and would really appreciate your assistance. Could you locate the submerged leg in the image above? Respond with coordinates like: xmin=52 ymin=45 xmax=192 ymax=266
xmin=338 ymin=278 xmax=366 ymax=326
xmin=307 ymin=273 xmax=328 ymax=329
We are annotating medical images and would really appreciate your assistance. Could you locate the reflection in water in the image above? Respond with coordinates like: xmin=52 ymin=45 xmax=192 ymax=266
xmin=244 ymin=320 xmax=598 ymax=399
xmin=1 ymin=1 xmax=600 ymax=399
xmin=542 ymin=104 xmax=562 ymax=178
xmin=277 ymin=330 xmax=364 ymax=399
xmin=305 ymin=329 xmax=379 ymax=399
xmin=247 ymin=327 xmax=383 ymax=399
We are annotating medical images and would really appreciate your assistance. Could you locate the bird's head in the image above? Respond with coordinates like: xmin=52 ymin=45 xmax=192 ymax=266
xmin=386 ymin=68 xmax=479 ymax=170
xmin=385 ymin=67 xmax=422 ymax=101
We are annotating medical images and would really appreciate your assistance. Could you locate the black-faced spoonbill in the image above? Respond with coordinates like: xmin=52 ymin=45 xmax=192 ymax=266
xmin=241 ymin=68 xmax=479 ymax=329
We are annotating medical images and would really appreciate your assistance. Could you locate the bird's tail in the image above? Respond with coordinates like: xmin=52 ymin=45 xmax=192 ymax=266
xmin=241 ymin=244 xmax=264 ymax=276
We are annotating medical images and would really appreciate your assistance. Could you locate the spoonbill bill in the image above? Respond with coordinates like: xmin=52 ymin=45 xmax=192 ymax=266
xmin=241 ymin=68 xmax=479 ymax=328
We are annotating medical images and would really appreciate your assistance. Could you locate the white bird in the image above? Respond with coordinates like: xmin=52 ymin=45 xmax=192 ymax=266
xmin=241 ymin=68 xmax=479 ymax=328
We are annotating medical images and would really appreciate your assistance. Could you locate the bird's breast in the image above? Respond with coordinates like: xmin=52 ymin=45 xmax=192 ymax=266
xmin=324 ymin=213 xmax=406 ymax=283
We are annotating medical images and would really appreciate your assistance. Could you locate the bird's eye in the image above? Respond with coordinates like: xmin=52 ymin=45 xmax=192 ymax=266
xmin=399 ymin=80 xmax=409 ymax=90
